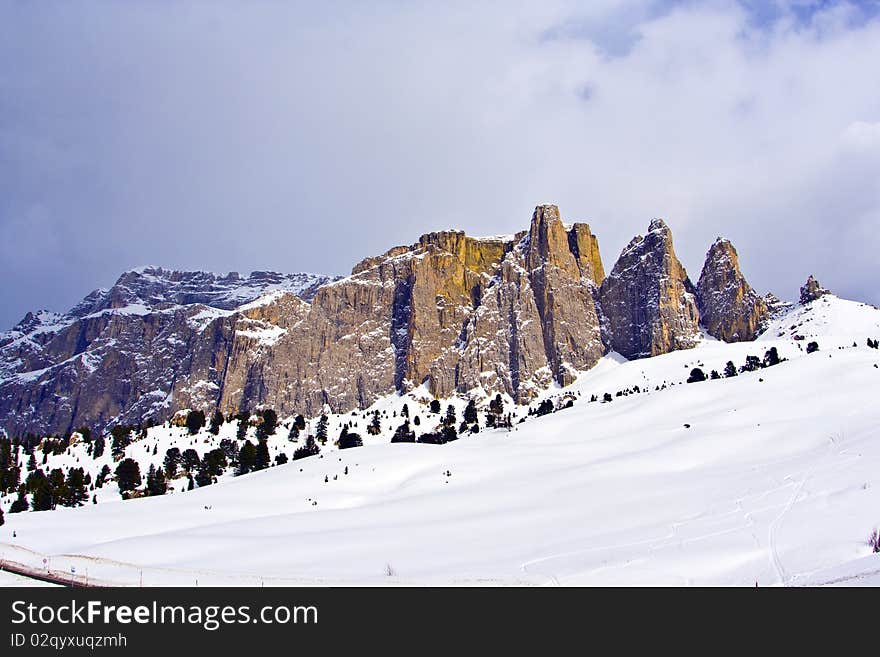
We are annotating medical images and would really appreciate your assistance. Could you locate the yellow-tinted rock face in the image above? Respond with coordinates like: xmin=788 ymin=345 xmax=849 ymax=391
xmin=568 ymin=222 xmax=605 ymax=285
xmin=3 ymin=207 xmax=789 ymax=436
xmin=172 ymin=204 xmax=608 ymax=416
xmin=599 ymin=219 xmax=702 ymax=359
xmin=696 ymin=239 xmax=769 ymax=342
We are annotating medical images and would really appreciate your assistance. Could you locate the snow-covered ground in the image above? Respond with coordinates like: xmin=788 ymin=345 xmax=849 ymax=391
xmin=0 ymin=570 xmax=58 ymax=587
xmin=1 ymin=295 xmax=879 ymax=586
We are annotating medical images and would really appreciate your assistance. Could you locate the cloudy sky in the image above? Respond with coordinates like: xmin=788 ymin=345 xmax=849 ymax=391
xmin=1 ymin=0 xmax=879 ymax=328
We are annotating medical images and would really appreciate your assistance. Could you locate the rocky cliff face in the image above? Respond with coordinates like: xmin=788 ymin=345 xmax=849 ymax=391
xmin=192 ymin=205 xmax=608 ymax=417
xmin=800 ymin=275 xmax=830 ymax=304
xmin=1 ymin=207 xmax=785 ymax=437
xmin=0 ymin=206 xmax=611 ymax=434
xmin=696 ymin=238 xmax=769 ymax=342
xmin=598 ymin=219 xmax=701 ymax=359
xmin=0 ymin=270 xmax=337 ymax=437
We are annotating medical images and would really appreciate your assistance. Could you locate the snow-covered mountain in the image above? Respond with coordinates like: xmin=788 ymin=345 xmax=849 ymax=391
xmin=1 ymin=293 xmax=878 ymax=585
xmin=0 ymin=268 xmax=338 ymax=436
xmin=0 ymin=205 xmax=781 ymax=438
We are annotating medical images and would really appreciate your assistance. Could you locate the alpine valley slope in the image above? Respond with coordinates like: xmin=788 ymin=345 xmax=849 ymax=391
xmin=1 ymin=294 xmax=879 ymax=586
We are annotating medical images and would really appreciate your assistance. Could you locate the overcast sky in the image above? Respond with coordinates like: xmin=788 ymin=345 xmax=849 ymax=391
xmin=1 ymin=0 xmax=879 ymax=329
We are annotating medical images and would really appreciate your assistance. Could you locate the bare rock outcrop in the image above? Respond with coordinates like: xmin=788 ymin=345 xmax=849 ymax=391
xmin=696 ymin=238 xmax=769 ymax=342
xmin=3 ymin=207 xmax=794 ymax=437
xmin=599 ymin=219 xmax=701 ymax=359
xmin=799 ymin=275 xmax=830 ymax=304
xmin=0 ymin=205 xmax=611 ymax=435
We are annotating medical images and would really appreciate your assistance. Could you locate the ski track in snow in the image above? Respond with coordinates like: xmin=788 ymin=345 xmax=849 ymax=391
xmin=768 ymin=470 xmax=810 ymax=585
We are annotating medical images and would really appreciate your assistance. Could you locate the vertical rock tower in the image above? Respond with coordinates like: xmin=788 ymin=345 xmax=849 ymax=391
xmin=696 ymin=238 xmax=769 ymax=342
xmin=598 ymin=218 xmax=701 ymax=359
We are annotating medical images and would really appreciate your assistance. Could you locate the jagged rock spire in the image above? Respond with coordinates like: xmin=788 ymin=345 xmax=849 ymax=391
xmin=800 ymin=275 xmax=830 ymax=304
xmin=598 ymin=218 xmax=701 ymax=359
xmin=696 ymin=238 xmax=769 ymax=342
xmin=521 ymin=205 xmax=606 ymax=386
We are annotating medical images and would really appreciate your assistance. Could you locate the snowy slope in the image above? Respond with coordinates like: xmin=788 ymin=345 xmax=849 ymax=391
xmin=1 ymin=296 xmax=879 ymax=586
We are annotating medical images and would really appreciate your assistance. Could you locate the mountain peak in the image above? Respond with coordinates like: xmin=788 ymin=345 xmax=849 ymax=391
xmin=600 ymin=218 xmax=700 ymax=359
xmin=696 ymin=238 xmax=768 ymax=342
xmin=648 ymin=217 xmax=670 ymax=234
xmin=800 ymin=275 xmax=831 ymax=304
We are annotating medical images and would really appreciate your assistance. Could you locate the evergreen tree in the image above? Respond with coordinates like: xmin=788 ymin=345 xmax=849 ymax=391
xmin=204 ymin=449 xmax=228 ymax=476
xmin=65 ymin=467 xmax=87 ymax=506
xmin=115 ymin=458 xmax=142 ymax=494
xmin=724 ymin=361 xmax=738 ymax=378
xmin=185 ymin=410 xmax=206 ymax=435
xmin=275 ymin=453 xmax=289 ymax=465
xmin=463 ymin=399 xmax=478 ymax=425
xmin=429 ymin=399 xmax=441 ymax=414
xmin=444 ymin=404 xmax=456 ymax=428
xmin=146 ymin=464 xmax=167 ymax=496
xmin=0 ymin=439 xmax=11 ymax=487
xmin=316 ymin=415 xmax=329 ymax=445
xmin=7 ymin=463 xmax=20 ymax=494
xmin=288 ymin=424 xmax=300 ymax=441
xmin=29 ymin=473 xmax=53 ymax=511
xmin=236 ymin=414 xmax=249 ymax=440
xmin=710 ymin=370 xmax=721 ymax=380
xmin=687 ymin=368 xmax=707 ymax=383
xmin=194 ymin=462 xmax=213 ymax=487
xmin=256 ymin=409 xmax=278 ymax=440
xmin=96 ymin=465 xmax=112 ymax=488
xmin=164 ymin=447 xmax=181 ymax=479
xmin=489 ymin=394 xmax=504 ymax=417
xmin=294 ymin=414 xmax=306 ymax=431
xmin=741 ymin=355 xmax=762 ymax=372
xmin=0 ymin=440 xmax=21 ymax=494
xmin=110 ymin=426 xmax=132 ymax=459
xmin=293 ymin=435 xmax=320 ymax=461
xmin=535 ymin=399 xmax=554 ymax=417
xmin=10 ymin=486 xmax=28 ymax=513
xmin=48 ymin=469 xmax=67 ymax=508
xmin=92 ymin=433 xmax=105 ymax=459
xmin=367 ymin=411 xmax=382 ymax=436
xmin=219 ymin=439 xmax=238 ymax=463
xmin=338 ymin=427 xmax=363 ymax=449
xmin=237 ymin=441 xmax=257 ymax=475
xmin=391 ymin=420 xmax=416 ymax=443
xmin=763 ymin=347 xmax=781 ymax=367
xmin=416 ymin=431 xmax=445 ymax=444
xmin=254 ymin=439 xmax=271 ymax=470
xmin=208 ymin=410 xmax=224 ymax=435
xmin=486 ymin=394 xmax=505 ymax=425
xmin=0 ymin=505 xmax=4 ymax=526
xmin=806 ymin=341 xmax=819 ymax=354
xmin=181 ymin=449 xmax=200 ymax=473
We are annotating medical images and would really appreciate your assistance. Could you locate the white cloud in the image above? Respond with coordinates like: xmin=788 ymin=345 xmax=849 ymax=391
xmin=0 ymin=0 xmax=878 ymax=326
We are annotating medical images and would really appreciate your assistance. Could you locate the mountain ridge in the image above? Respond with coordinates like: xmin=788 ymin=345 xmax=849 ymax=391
xmin=0 ymin=205 xmax=831 ymax=437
